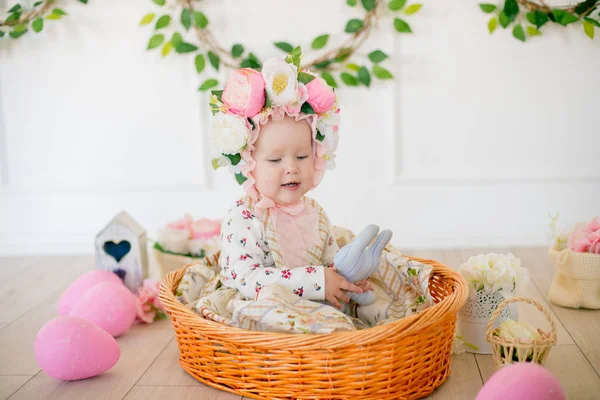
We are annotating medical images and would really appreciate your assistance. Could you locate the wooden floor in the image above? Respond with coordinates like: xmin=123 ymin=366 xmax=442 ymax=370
xmin=0 ymin=247 xmax=599 ymax=399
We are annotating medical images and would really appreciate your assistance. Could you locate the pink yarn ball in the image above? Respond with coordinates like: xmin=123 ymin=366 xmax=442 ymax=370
xmin=69 ymin=282 xmax=137 ymax=337
xmin=34 ymin=316 xmax=120 ymax=381
xmin=58 ymin=269 xmax=124 ymax=316
xmin=476 ymin=363 xmax=565 ymax=400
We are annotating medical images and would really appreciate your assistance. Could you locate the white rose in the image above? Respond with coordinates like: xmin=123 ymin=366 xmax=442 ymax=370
xmin=210 ymin=112 xmax=250 ymax=155
xmin=261 ymin=58 xmax=299 ymax=107
xmin=157 ymin=227 xmax=189 ymax=254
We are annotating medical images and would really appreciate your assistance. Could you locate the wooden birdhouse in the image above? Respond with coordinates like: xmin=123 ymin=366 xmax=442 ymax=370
xmin=95 ymin=211 xmax=148 ymax=293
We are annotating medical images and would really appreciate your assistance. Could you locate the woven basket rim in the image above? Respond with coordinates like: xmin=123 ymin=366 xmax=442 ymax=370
xmin=159 ymin=255 xmax=468 ymax=349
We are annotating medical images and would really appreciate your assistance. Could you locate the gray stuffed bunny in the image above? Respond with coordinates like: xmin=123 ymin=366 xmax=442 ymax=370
xmin=333 ymin=225 xmax=393 ymax=306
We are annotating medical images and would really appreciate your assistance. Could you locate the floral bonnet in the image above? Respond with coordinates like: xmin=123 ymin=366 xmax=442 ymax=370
xmin=208 ymin=47 xmax=341 ymax=200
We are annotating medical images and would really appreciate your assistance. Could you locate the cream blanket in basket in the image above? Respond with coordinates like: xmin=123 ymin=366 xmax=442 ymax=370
xmin=174 ymin=242 xmax=435 ymax=334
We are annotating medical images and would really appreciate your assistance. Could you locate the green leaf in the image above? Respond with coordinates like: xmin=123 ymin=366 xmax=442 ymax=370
xmin=6 ymin=11 xmax=21 ymax=22
xmin=152 ymin=0 xmax=165 ymax=5
xmin=285 ymin=46 xmax=302 ymax=69
xmin=394 ymin=18 xmax=412 ymax=32
xmin=334 ymin=48 xmax=352 ymax=62
xmin=13 ymin=24 xmax=26 ymax=33
xmin=193 ymin=11 xmax=208 ymax=28
xmin=161 ymin=41 xmax=173 ymax=57
xmin=211 ymin=90 xmax=223 ymax=103
xmin=240 ymin=57 xmax=261 ymax=69
xmin=361 ymin=0 xmax=376 ymax=11
xmin=140 ymin=13 xmax=155 ymax=25
xmin=235 ymin=173 xmax=248 ymax=185
xmin=32 ymin=18 xmax=43 ymax=33
xmin=583 ymin=20 xmax=595 ymax=39
xmin=198 ymin=79 xmax=218 ymax=91
xmin=552 ymin=10 xmax=579 ymax=26
xmin=404 ymin=4 xmax=423 ymax=15
xmin=503 ymin=0 xmax=519 ymax=21
xmin=171 ymin=32 xmax=183 ymax=47
xmin=274 ymin=42 xmax=294 ymax=52
xmin=155 ymin=15 xmax=170 ymax=30
xmin=176 ymin=42 xmax=198 ymax=53
xmin=8 ymin=4 xmax=22 ymax=13
xmin=340 ymin=72 xmax=359 ymax=86
xmin=147 ymin=34 xmax=164 ymax=49
xmin=231 ymin=44 xmax=244 ymax=58
xmin=512 ymin=24 xmax=526 ymax=41
xmin=316 ymin=130 xmax=325 ymax=141
xmin=52 ymin=8 xmax=67 ymax=16
xmin=526 ymin=10 xmax=549 ymax=29
xmin=584 ymin=17 xmax=600 ymax=28
xmin=311 ymin=34 xmax=329 ymax=50
xmin=527 ymin=26 xmax=541 ymax=36
xmin=358 ymin=66 xmax=371 ymax=87
xmin=34 ymin=1 xmax=43 ymax=7
xmin=368 ymin=50 xmax=388 ymax=63
xmin=298 ymin=72 xmax=316 ymax=85
xmin=575 ymin=0 xmax=597 ymax=15
xmin=208 ymin=51 xmax=220 ymax=70
xmin=9 ymin=29 xmax=27 ymax=39
xmin=389 ymin=0 xmax=407 ymax=11
xmin=499 ymin=11 xmax=511 ymax=28
xmin=346 ymin=63 xmax=361 ymax=72
xmin=77 ymin=0 xmax=88 ymax=3
xmin=373 ymin=65 xmax=394 ymax=79
xmin=345 ymin=19 xmax=364 ymax=33
xmin=46 ymin=13 xmax=62 ymax=20
xmin=479 ymin=4 xmax=497 ymax=13
xmin=0 ymin=31 xmax=4 ymax=38
xmin=247 ymin=117 xmax=256 ymax=130
xmin=300 ymin=102 xmax=316 ymax=115
xmin=314 ymin=59 xmax=334 ymax=69
xmin=224 ymin=153 xmax=241 ymax=166
xmin=181 ymin=8 xmax=191 ymax=31
xmin=321 ymin=71 xmax=338 ymax=88
xmin=488 ymin=16 xmax=498 ymax=33
xmin=347 ymin=0 xmax=357 ymax=5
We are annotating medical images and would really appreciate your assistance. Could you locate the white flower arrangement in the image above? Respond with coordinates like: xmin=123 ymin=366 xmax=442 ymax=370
xmin=459 ymin=253 xmax=529 ymax=293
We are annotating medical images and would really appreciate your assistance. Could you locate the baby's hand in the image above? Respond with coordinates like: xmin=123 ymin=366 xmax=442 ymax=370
xmin=355 ymin=279 xmax=373 ymax=292
xmin=324 ymin=267 xmax=363 ymax=309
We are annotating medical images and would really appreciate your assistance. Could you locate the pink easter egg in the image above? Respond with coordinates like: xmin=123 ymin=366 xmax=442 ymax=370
xmin=58 ymin=270 xmax=124 ymax=316
xmin=69 ymin=282 xmax=137 ymax=337
xmin=34 ymin=316 xmax=120 ymax=381
xmin=476 ymin=363 xmax=565 ymax=400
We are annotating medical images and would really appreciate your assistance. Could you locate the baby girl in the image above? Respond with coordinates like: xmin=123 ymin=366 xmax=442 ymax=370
xmin=195 ymin=48 xmax=433 ymax=331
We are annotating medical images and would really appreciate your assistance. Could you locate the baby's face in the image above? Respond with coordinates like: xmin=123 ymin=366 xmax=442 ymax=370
xmin=252 ymin=116 xmax=315 ymax=205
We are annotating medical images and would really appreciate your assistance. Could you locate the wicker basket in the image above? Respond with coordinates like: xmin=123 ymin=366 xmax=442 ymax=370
xmin=159 ymin=254 xmax=467 ymax=400
xmin=485 ymin=297 xmax=557 ymax=367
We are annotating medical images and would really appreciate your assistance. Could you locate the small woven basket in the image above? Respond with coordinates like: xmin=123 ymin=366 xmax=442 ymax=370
xmin=485 ymin=297 xmax=557 ymax=367
xmin=159 ymin=254 xmax=468 ymax=400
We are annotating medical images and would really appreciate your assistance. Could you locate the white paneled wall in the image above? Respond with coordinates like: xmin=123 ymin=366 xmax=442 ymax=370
xmin=1 ymin=0 xmax=599 ymax=255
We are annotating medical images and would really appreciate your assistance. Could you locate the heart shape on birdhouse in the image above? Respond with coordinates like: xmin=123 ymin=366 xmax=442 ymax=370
xmin=103 ymin=241 xmax=131 ymax=263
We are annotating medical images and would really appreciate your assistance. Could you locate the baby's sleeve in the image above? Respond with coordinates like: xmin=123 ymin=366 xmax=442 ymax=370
xmin=220 ymin=204 xmax=326 ymax=300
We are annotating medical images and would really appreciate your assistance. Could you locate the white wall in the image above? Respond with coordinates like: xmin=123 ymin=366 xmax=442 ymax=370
xmin=1 ymin=0 xmax=599 ymax=255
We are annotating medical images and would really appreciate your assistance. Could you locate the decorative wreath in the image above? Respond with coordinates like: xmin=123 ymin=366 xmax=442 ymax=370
xmin=479 ymin=0 xmax=600 ymax=41
xmin=140 ymin=0 xmax=423 ymax=90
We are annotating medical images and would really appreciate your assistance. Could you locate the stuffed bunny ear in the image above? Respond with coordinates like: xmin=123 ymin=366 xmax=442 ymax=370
xmin=368 ymin=230 xmax=393 ymax=258
xmin=346 ymin=225 xmax=379 ymax=261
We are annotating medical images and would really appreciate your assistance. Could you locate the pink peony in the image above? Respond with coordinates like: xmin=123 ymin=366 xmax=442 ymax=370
xmin=166 ymin=213 xmax=193 ymax=232
xmin=305 ymin=76 xmax=336 ymax=114
xmin=135 ymin=279 xmax=166 ymax=324
xmin=222 ymin=68 xmax=266 ymax=118
xmin=191 ymin=219 xmax=221 ymax=240
xmin=568 ymin=217 xmax=600 ymax=254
